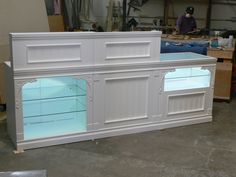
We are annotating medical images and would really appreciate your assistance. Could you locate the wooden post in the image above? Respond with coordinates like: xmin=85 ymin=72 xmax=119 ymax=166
xmin=122 ymin=0 xmax=127 ymax=31
xmin=163 ymin=0 xmax=169 ymax=26
xmin=106 ymin=0 xmax=113 ymax=31
xmin=206 ymin=0 xmax=212 ymax=34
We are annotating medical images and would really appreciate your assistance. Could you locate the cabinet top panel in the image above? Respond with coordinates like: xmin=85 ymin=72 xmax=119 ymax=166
xmin=160 ymin=52 xmax=216 ymax=61
xmin=10 ymin=31 xmax=162 ymax=40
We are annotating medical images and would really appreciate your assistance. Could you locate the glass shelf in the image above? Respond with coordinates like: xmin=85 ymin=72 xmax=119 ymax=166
xmin=23 ymin=95 xmax=86 ymax=117
xmin=164 ymin=67 xmax=211 ymax=91
xmin=23 ymin=77 xmax=86 ymax=101
xmin=24 ymin=111 xmax=86 ymax=140
xmin=23 ymin=85 xmax=86 ymax=101
xmin=22 ymin=77 xmax=87 ymax=140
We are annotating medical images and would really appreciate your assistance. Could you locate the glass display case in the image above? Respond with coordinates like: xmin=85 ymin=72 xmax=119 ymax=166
xmin=5 ymin=32 xmax=216 ymax=151
xmin=164 ymin=67 xmax=211 ymax=91
xmin=22 ymin=77 xmax=87 ymax=140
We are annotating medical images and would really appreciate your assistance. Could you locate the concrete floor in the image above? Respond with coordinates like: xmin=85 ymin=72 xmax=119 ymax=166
xmin=0 ymin=99 xmax=236 ymax=177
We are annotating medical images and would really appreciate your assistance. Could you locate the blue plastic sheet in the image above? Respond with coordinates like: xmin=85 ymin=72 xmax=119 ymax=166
xmin=161 ymin=40 xmax=209 ymax=55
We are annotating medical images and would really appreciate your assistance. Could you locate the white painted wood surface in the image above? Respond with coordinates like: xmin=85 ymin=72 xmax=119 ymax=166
xmin=5 ymin=31 xmax=216 ymax=151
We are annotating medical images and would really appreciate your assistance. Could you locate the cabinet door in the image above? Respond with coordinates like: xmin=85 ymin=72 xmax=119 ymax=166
xmin=93 ymin=71 xmax=157 ymax=129
xmin=19 ymin=75 xmax=93 ymax=140
xmin=161 ymin=89 xmax=211 ymax=121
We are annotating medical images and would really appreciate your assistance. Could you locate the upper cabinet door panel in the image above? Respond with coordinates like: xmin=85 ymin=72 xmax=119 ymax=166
xmin=94 ymin=33 xmax=161 ymax=64
xmin=11 ymin=37 xmax=94 ymax=70
xmin=95 ymin=37 xmax=160 ymax=64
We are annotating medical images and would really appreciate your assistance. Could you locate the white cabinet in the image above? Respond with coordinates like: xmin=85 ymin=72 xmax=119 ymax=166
xmin=5 ymin=32 xmax=216 ymax=151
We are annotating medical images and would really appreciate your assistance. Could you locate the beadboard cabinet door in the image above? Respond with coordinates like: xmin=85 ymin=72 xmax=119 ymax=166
xmin=93 ymin=71 xmax=159 ymax=130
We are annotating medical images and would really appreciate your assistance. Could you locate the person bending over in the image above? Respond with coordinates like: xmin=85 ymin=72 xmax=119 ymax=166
xmin=176 ymin=6 xmax=197 ymax=35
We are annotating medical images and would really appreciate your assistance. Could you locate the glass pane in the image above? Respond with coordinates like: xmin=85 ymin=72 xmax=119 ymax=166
xmin=22 ymin=77 xmax=87 ymax=140
xmin=164 ymin=67 xmax=211 ymax=91
xmin=160 ymin=52 xmax=209 ymax=61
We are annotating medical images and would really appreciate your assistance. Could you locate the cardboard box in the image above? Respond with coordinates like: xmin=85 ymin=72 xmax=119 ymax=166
xmin=214 ymin=62 xmax=233 ymax=100
xmin=232 ymin=64 xmax=236 ymax=96
xmin=48 ymin=15 xmax=64 ymax=32
xmin=207 ymin=48 xmax=234 ymax=60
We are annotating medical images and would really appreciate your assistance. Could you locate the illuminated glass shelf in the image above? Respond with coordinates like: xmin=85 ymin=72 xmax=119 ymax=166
xmin=24 ymin=111 xmax=86 ymax=140
xmin=23 ymin=85 xmax=86 ymax=101
xmin=23 ymin=77 xmax=86 ymax=101
xmin=23 ymin=96 xmax=86 ymax=117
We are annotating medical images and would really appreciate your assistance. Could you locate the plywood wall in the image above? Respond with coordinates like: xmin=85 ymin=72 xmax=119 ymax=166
xmin=0 ymin=0 xmax=50 ymax=103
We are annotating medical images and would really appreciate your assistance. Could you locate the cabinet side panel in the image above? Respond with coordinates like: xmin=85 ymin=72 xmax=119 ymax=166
xmin=4 ymin=63 xmax=17 ymax=145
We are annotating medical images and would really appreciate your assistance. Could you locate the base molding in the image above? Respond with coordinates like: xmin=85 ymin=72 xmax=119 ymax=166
xmin=17 ymin=115 xmax=212 ymax=151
